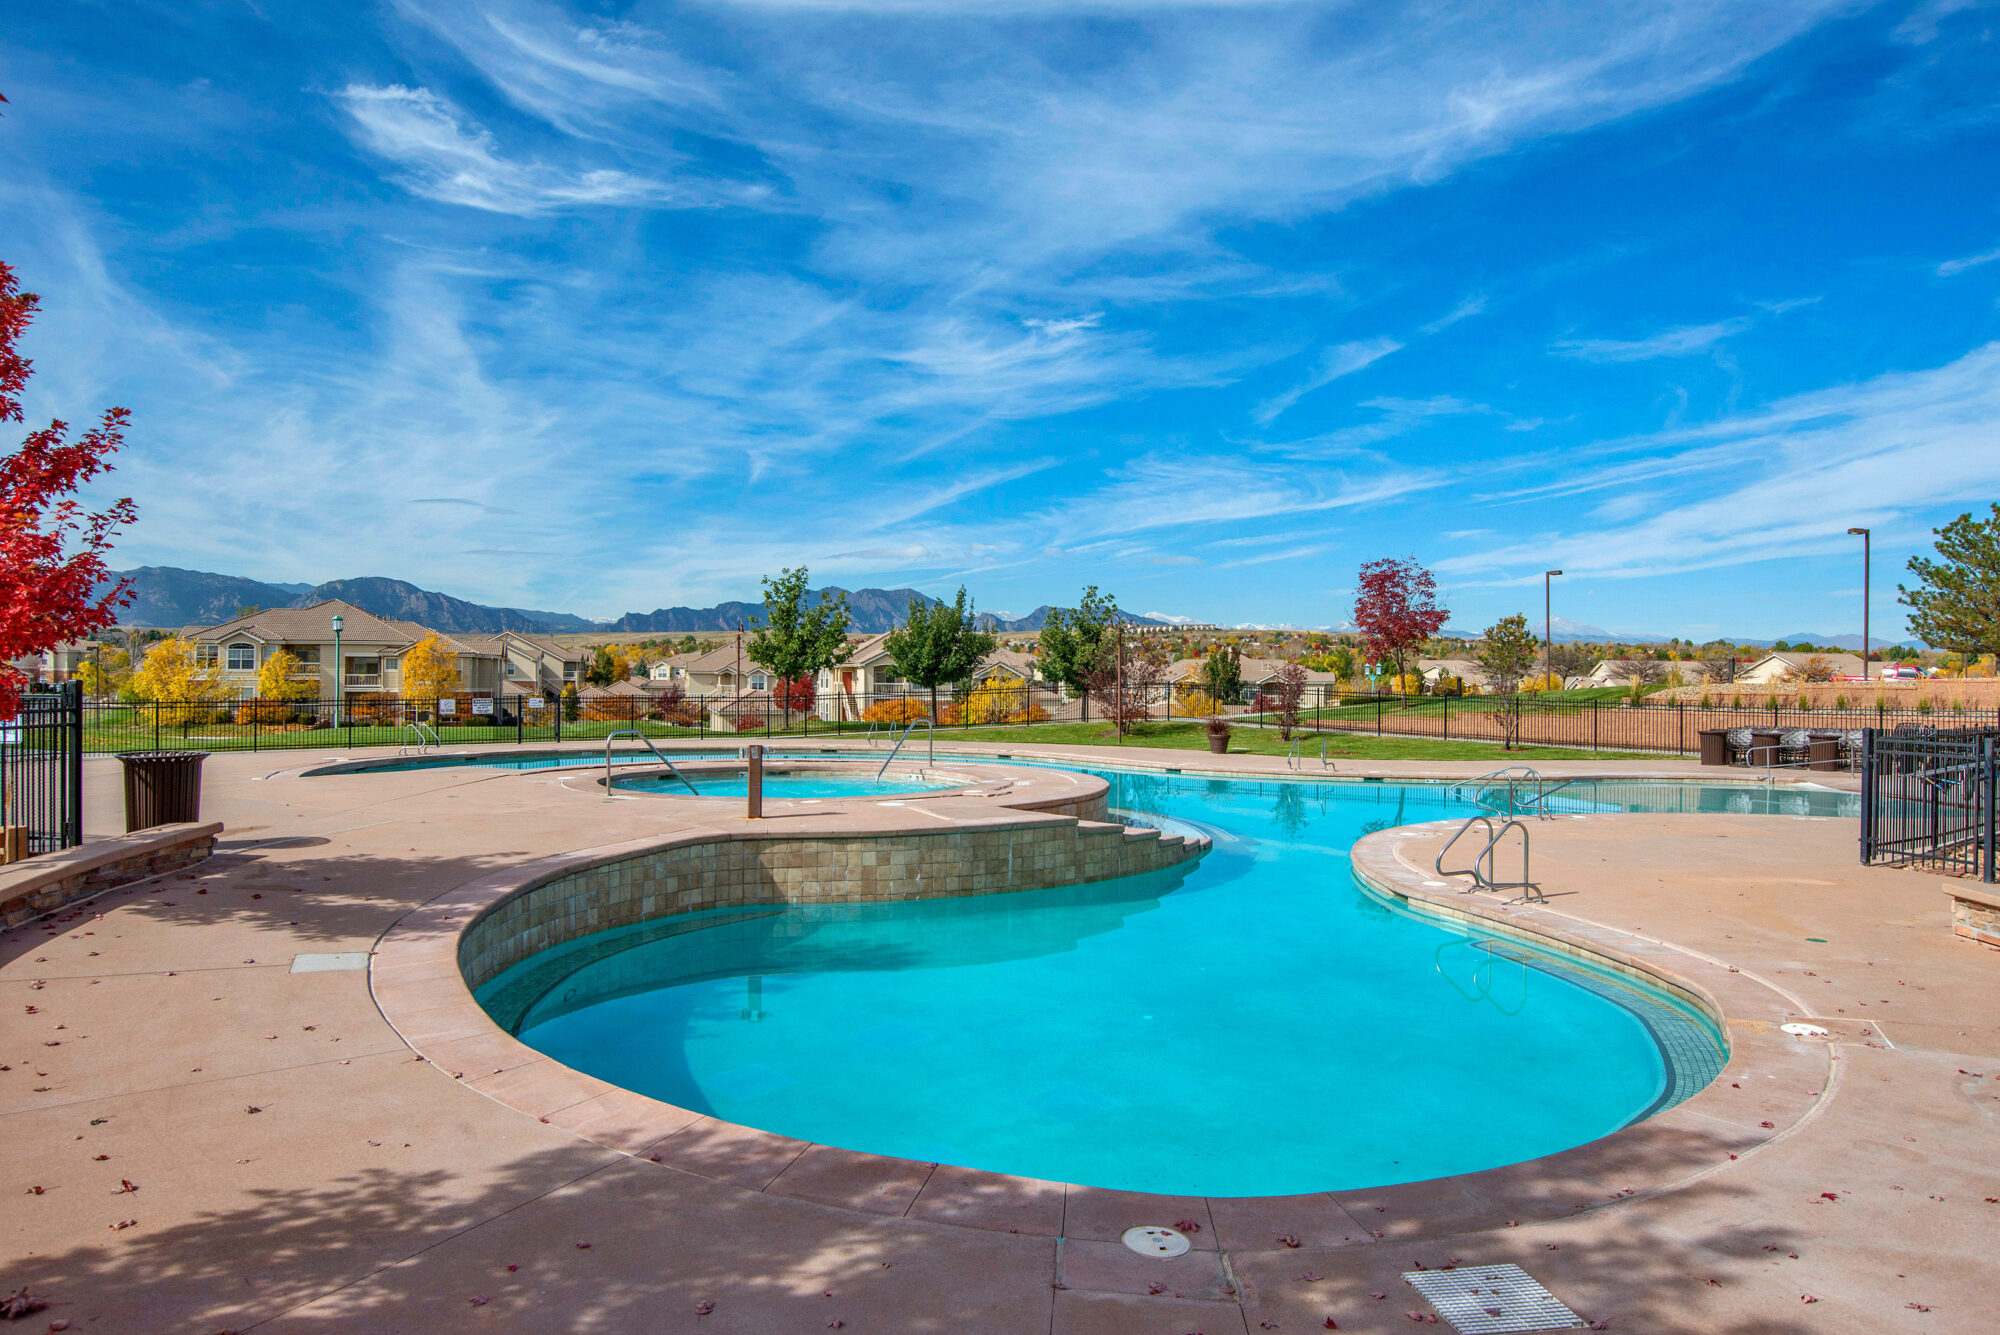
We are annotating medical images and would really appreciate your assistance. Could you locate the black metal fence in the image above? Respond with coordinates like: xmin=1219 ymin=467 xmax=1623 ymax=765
xmin=1859 ymin=727 xmax=1997 ymax=881
xmin=3 ymin=681 xmax=85 ymax=856
xmin=67 ymin=683 xmax=2000 ymax=761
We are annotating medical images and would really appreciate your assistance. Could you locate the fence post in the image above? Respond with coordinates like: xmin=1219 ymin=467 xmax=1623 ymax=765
xmin=1442 ymin=694 xmax=1449 ymax=741
xmin=1677 ymin=699 xmax=1684 ymax=756
xmin=1859 ymin=728 xmax=1875 ymax=865
xmin=154 ymin=701 xmax=160 ymax=752
xmin=63 ymin=683 xmax=84 ymax=851
xmin=1592 ymin=702 xmax=1598 ymax=752
xmin=1376 ymin=695 xmax=1382 ymax=736
xmin=1984 ymin=735 xmax=1997 ymax=884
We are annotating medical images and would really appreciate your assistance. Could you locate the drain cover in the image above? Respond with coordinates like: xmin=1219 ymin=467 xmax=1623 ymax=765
xmin=1781 ymin=1022 xmax=1830 ymax=1037
xmin=1403 ymin=1264 xmax=1583 ymax=1333
xmin=1122 ymin=1225 xmax=1191 ymax=1258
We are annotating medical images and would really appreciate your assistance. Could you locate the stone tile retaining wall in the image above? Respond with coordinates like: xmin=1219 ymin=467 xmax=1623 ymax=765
xmin=460 ymin=816 xmax=1202 ymax=988
xmin=1946 ymin=882 xmax=2000 ymax=947
xmin=0 ymin=822 xmax=223 ymax=928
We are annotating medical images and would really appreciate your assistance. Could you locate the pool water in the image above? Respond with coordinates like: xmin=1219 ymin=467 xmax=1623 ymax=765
xmin=616 ymin=771 xmax=956 ymax=799
xmin=479 ymin=769 xmax=1734 ymax=1196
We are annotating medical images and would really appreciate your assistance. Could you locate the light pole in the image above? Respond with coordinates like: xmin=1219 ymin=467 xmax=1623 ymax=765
xmin=331 ymin=614 xmax=343 ymax=722
xmin=1846 ymin=528 xmax=1869 ymax=679
xmin=1544 ymin=570 xmax=1563 ymax=692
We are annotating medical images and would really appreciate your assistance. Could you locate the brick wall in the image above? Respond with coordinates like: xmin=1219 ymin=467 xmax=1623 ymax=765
xmin=0 ymin=824 xmax=221 ymax=928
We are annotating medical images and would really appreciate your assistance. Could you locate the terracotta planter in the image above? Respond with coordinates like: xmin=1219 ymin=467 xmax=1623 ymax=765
xmin=1208 ymin=733 xmax=1230 ymax=754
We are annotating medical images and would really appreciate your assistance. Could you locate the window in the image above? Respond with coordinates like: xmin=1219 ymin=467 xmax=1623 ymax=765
xmin=383 ymin=656 xmax=399 ymax=672
xmin=284 ymin=645 xmax=320 ymax=666
xmin=227 ymin=643 xmax=255 ymax=671
xmin=195 ymin=644 xmax=219 ymax=667
xmin=345 ymin=656 xmax=381 ymax=685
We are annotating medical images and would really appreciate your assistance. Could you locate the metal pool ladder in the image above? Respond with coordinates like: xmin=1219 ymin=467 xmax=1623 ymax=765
xmin=398 ymin=721 xmax=441 ymax=756
xmin=877 ymin=718 xmax=934 ymax=780
xmin=603 ymin=729 xmax=699 ymax=795
xmin=1284 ymin=734 xmax=1334 ymax=771
xmin=1435 ymin=812 xmax=1543 ymax=902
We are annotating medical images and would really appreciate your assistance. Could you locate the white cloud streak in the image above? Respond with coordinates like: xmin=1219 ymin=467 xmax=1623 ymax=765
xmin=1551 ymin=317 xmax=1752 ymax=362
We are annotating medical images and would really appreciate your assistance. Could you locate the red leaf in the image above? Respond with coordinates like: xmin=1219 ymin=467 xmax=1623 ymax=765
xmin=694 ymin=1300 xmax=714 ymax=1315
xmin=468 ymin=1296 xmax=488 ymax=1307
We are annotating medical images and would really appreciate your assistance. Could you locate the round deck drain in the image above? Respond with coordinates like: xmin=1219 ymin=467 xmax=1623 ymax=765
xmin=1122 ymin=1225 xmax=1191 ymax=1258
xmin=1780 ymin=1022 xmax=1830 ymax=1037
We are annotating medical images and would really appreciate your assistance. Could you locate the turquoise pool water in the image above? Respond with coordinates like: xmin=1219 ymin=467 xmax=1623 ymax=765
xmin=615 ymin=771 xmax=956 ymax=799
xmin=478 ymin=769 xmax=1733 ymax=1196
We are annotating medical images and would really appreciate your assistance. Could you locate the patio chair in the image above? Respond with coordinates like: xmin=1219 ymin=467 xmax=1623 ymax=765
xmin=1725 ymin=727 xmax=1753 ymax=764
xmin=1779 ymin=728 xmax=1812 ymax=766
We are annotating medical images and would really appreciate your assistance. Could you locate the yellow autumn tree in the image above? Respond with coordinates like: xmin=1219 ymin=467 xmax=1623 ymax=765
xmin=1172 ymin=686 xmax=1219 ymax=718
xmin=74 ymin=646 xmax=130 ymax=698
xmin=399 ymin=634 xmax=461 ymax=701
xmin=256 ymin=647 xmax=317 ymax=701
xmin=128 ymin=638 xmax=232 ymax=726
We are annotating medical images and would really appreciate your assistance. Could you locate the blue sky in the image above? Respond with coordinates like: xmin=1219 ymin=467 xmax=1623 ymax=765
xmin=4 ymin=0 xmax=1997 ymax=637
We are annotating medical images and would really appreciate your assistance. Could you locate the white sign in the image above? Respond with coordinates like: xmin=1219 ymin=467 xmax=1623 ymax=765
xmin=0 ymin=726 xmax=18 ymax=746
xmin=471 ymin=698 xmax=494 ymax=715
xmin=436 ymin=697 xmax=456 ymax=715
xmin=527 ymin=697 xmax=545 ymax=710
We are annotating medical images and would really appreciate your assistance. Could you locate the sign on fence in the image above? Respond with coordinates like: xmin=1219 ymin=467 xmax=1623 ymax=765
xmin=436 ymin=698 xmax=456 ymax=715
xmin=471 ymin=698 xmax=494 ymax=715
xmin=527 ymin=697 xmax=545 ymax=710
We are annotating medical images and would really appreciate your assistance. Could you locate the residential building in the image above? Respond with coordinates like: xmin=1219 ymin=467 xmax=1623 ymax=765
xmin=1732 ymin=652 xmax=1867 ymax=685
xmin=182 ymin=601 xmax=502 ymax=698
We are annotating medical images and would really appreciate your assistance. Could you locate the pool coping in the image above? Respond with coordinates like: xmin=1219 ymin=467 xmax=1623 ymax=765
xmin=368 ymin=786 xmax=1838 ymax=1254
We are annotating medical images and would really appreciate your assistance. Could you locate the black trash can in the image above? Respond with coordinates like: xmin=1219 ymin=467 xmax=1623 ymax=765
xmin=117 ymin=751 xmax=208 ymax=832
xmin=1696 ymin=729 xmax=1730 ymax=766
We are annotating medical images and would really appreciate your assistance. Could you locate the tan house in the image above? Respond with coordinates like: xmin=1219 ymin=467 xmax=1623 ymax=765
xmin=183 ymin=601 xmax=501 ymax=698
xmin=6 ymin=638 xmax=95 ymax=685
xmin=1733 ymin=651 xmax=1866 ymax=685
xmin=458 ymin=632 xmax=585 ymax=696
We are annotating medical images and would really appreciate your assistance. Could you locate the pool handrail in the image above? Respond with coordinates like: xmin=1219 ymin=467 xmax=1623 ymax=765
xmin=877 ymin=718 xmax=934 ymax=780
xmin=1436 ymin=811 xmax=1543 ymax=903
xmin=603 ymin=729 xmax=699 ymax=796
xmin=398 ymin=721 xmax=441 ymax=756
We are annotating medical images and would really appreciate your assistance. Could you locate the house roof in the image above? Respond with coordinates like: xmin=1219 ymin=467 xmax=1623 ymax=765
xmin=975 ymin=649 xmax=1037 ymax=679
xmin=189 ymin=600 xmax=411 ymax=647
xmin=386 ymin=621 xmax=494 ymax=657
xmin=1746 ymin=651 xmax=1867 ymax=676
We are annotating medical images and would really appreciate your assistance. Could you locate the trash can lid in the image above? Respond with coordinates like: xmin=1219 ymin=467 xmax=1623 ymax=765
xmin=115 ymin=751 xmax=212 ymax=763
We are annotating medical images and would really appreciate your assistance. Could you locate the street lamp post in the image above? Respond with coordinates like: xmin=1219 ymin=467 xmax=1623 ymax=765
xmin=1544 ymin=570 xmax=1563 ymax=692
xmin=331 ymin=614 xmax=343 ymax=723
xmin=1846 ymin=528 xmax=1870 ymax=679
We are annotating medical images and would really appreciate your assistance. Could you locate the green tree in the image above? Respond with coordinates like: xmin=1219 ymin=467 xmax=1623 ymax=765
xmin=560 ymin=682 xmax=580 ymax=722
xmin=1474 ymin=613 xmax=1539 ymax=696
xmin=746 ymin=566 xmax=853 ymax=727
xmin=882 ymin=586 xmax=996 ymax=724
xmin=1901 ymin=504 xmax=2000 ymax=659
xmin=587 ymin=645 xmax=617 ymax=686
xmin=1202 ymin=642 xmax=1243 ymax=704
xmin=1037 ymin=586 xmax=1116 ymax=700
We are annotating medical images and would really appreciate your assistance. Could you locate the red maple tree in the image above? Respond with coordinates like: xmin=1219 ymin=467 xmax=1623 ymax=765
xmin=1 ymin=260 xmax=136 ymax=719
xmin=1352 ymin=556 xmax=1447 ymax=694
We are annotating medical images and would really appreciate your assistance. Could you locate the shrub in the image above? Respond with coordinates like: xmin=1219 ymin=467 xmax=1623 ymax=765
xmin=1698 ymin=691 xmax=1713 ymax=707
xmin=1765 ymin=694 xmax=1782 ymax=710
xmin=1916 ymin=696 xmax=1933 ymax=714
xmin=862 ymin=698 xmax=929 ymax=725
xmin=1731 ymin=695 xmax=1743 ymax=708
xmin=1833 ymin=694 xmax=1848 ymax=710
xmin=581 ymin=696 xmax=638 ymax=723
xmin=1173 ymin=687 xmax=1219 ymax=718
xmin=1005 ymin=703 xmax=1050 ymax=724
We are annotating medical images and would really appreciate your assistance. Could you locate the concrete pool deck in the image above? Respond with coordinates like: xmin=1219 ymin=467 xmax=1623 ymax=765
xmin=2 ymin=742 xmax=1988 ymax=1334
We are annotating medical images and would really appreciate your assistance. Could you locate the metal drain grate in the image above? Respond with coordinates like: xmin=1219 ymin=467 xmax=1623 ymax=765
xmin=1403 ymin=1265 xmax=1584 ymax=1333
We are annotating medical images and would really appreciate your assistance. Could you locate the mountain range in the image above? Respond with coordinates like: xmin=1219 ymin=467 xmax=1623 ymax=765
xmin=99 ymin=567 xmax=1916 ymax=645
xmin=102 ymin=568 xmax=1169 ymax=636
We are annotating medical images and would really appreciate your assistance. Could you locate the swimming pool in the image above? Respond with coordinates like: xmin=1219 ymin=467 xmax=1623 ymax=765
xmin=476 ymin=767 xmax=1735 ymax=1196
xmin=613 ymin=770 xmax=957 ymax=799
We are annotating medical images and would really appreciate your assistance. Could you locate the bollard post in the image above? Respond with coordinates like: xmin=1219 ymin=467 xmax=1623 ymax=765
xmin=746 ymin=743 xmax=763 ymax=820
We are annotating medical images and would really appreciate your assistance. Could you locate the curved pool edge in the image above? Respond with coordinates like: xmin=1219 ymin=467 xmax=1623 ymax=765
xmin=368 ymin=792 xmax=1834 ymax=1251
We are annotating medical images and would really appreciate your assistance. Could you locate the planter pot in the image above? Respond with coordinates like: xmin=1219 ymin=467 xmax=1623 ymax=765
xmin=1208 ymin=734 xmax=1230 ymax=754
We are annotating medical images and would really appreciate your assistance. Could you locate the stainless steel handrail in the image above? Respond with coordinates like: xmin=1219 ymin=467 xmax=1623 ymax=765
xmin=1437 ymin=814 xmax=1498 ymax=880
xmin=398 ymin=722 xmax=441 ymax=756
xmin=1436 ymin=812 xmax=1541 ymax=901
xmin=877 ymin=718 xmax=934 ymax=780
xmin=603 ymin=729 xmax=698 ymax=795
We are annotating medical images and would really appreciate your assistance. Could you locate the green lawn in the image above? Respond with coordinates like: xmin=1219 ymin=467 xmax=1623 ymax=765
xmin=925 ymin=718 xmax=1648 ymax=761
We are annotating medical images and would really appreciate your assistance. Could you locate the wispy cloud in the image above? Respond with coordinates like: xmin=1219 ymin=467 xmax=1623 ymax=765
xmin=334 ymin=84 xmax=679 ymax=214
xmin=1551 ymin=318 xmax=1752 ymax=362
xmin=1252 ymin=338 xmax=1403 ymax=425
xmin=1938 ymin=243 xmax=2000 ymax=277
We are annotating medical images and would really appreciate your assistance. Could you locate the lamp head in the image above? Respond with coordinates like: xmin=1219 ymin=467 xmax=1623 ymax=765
xmin=332 ymin=614 xmax=344 ymax=632
xmin=1546 ymin=569 xmax=1563 ymax=577
xmin=1847 ymin=527 xmax=1867 ymax=536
